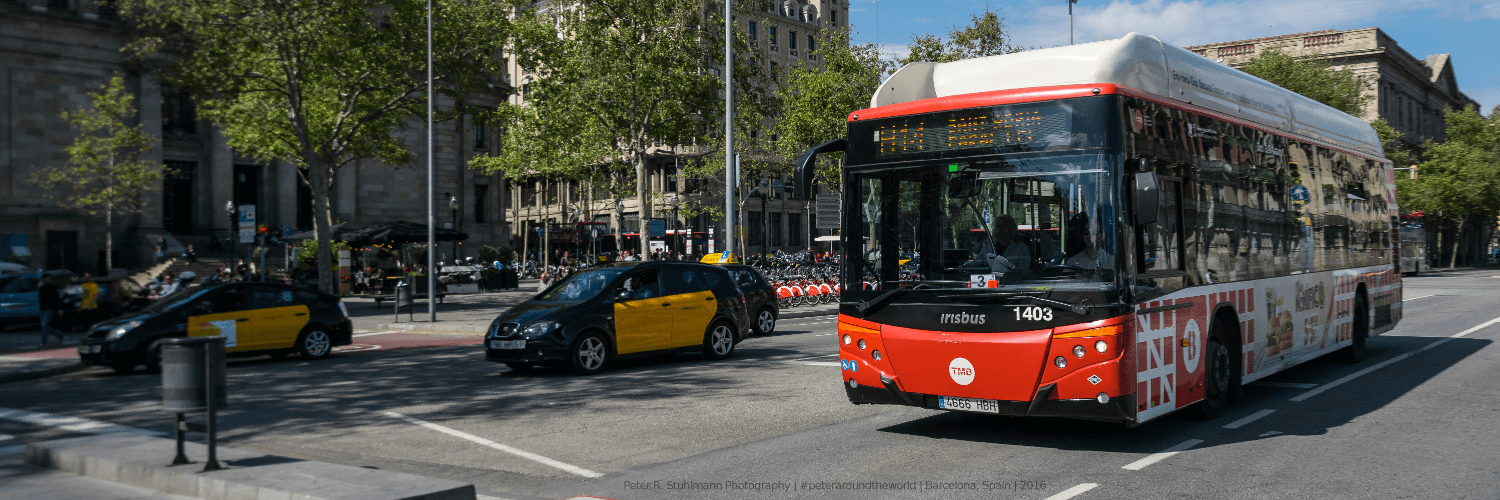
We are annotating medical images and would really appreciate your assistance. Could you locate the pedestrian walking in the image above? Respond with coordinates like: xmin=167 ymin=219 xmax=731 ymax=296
xmin=185 ymin=244 xmax=198 ymax=264
xmin=37 ymin=274 xmax=66 ymax=346
xmin=154 ymin=235 xmax=167 ymax=264
xmin=235 ymin=259 xmax=249 ymax=280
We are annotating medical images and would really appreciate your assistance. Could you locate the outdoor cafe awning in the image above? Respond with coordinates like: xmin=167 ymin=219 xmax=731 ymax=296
xmin=341 ymin=221 xmax=468 ymax=246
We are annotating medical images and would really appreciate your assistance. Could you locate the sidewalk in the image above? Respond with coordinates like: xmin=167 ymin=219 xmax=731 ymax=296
xmin=349 ymin=280 xmax=842 ymax=334
xmin=0 ymin=327 xmax=88 ymax=384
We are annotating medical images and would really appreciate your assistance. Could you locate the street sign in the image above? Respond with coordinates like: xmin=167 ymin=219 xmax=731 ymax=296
xmin=237 ymin=205 xmax=256 ymax=244
xmin=815 ymin=195 xmax=840 ymax=230
xmin=648 ymin=219 xmax=666 ymax=238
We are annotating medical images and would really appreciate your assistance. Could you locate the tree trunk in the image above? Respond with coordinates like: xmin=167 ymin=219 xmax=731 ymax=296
xmin=310 ymin=159 xmax=336 ymax=294
xmin=636 ymin=156 xmax=651 ymax=260
xmin=1449 ymin=216 xmax=1463 ymax=269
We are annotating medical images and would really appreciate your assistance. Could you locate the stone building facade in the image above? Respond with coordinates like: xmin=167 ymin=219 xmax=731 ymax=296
xmin=1184 ymin=27 xmax=1479 ymax=150
xmin=1 ymin=0 xmax=509 ymax=273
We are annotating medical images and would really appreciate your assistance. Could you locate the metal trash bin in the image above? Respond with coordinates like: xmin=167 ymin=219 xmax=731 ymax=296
xmin=160 ymin=336 xmax=228 ymax=470
xmin=161 ymin=336 xmax=227 ymax=412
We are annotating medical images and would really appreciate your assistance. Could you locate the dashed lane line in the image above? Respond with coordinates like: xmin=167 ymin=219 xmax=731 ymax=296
xmin=1403 ymin=294 xmax=1434 ymax=301
xmin=1253 ymin=382 xmax=1318 ymax=389
xmin=1223 ymin=409 xmax=1276 ymax=429
xmin=0 ymin=434 xmax=12 ymax=442
xmin=0 ymin=407 xmax=164 ymax=437
xmin=1043 ymin=483 xmax=1099 ymax=500
xmin=384 ymin=411 xmax=603 ymax=478
xmin=1290 ymin=315 xmax=1500 ymax=403
xmin=1121 ymin=439 xmax=1204 ymax=471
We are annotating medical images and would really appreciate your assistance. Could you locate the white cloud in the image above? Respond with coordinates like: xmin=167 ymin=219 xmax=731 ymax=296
xmin=878 ymin=43 xmax=911 ymax=61
xmin=912 ymin=17 xmax=932 ymax=24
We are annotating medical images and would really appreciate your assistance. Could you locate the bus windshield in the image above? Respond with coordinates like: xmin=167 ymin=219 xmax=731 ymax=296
xmin=851 ymin=151 xmax=1120 ymax=289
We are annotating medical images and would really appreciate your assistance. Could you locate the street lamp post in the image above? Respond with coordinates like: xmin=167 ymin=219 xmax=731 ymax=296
xmin=448 ymin=194 xmax=459 ymax=264
xmin=669 ymin=194 xmax=680 ymax=257
xmin=1068 ymin=0 xmax=1078 ymax=45
xmin=224 ymin=201 xmax=236 ymax=256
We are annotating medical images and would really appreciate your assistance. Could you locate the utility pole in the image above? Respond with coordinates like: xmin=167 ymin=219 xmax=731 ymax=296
xmin=724 ymin=0 xmax=735 ymax=259
xmin=1068 ymin=0 xmax=1078 ymax=45
xmin=425 ymin=0 xmax=436 ymax=322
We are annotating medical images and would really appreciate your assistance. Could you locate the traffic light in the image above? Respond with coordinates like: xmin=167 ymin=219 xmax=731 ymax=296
xmin=1494 ymin=214 xmax=1499 ymax=230
xmin=1409 ymin=165 xmax=1418 ymax=180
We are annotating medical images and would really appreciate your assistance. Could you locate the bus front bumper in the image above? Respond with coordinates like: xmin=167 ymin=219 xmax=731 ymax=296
xmin=845 ymin=379 xmax=1137 ymax=423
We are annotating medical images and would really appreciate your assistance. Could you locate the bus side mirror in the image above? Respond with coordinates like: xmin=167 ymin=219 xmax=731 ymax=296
xmin=1132 ymin=172 xmax=1160 ymax=226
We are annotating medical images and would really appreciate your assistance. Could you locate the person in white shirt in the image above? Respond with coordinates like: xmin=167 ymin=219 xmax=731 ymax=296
xmin=1064 ymin=223 xmax=1114 ymax=270
xmin=972 ymin=215 xmax=1031 ymax=272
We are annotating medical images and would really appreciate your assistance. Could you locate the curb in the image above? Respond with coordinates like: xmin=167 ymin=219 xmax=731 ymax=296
xmin=0 ymin=361 xmax=88 ymax=384
xmin=778 ymin=308 xmax=839 ymax=321
xmin=367 ymin=308 xmax=840 ymax=335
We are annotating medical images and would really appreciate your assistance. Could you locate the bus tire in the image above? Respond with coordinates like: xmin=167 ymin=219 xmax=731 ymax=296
xmin=1196 ymin=332 xmax=1233 ymax=420
xmin=1343 ymin=294 xmax=1370 ymax=363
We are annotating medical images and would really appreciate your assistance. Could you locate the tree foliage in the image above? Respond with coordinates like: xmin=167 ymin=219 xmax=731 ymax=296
xmin=1239 ymin=47 xmax=1371 ymax=116
xmin=770 ymin=27 xmax=887 ymax=194
xmin=121 ymin=0 xmax=511 ymax=293
xmin=1395 ymin=106 xmax=1500 ymax=266
xmin=898 ymin=7 xmax=1027 ymax=66
xmin=31 ymin=75 xmax=163 ymax=269
xmin=471 ymin=0 xmax=769 ymax=259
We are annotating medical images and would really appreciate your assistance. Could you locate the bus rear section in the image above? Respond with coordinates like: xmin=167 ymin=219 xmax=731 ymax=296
xmin=839 ymin=313 xmax=1140 ymax=423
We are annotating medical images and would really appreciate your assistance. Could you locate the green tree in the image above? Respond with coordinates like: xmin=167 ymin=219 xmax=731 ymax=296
xmin=120 ymin=0 xmax=512 ymax=293
xmin=771 ymin=27 xmax=888 ymax=194
xmin=1398 ymin=106 xmax=1500 ymax=267
xmin=1239 ymin=47 xmax=1371 ymax=116
xmin=897 ymin=7 xmax=1027 ymax=65
xmin=32 ymin=75 xmax=163 ymax=270
xmin=471 ymin=0 xmax=769 ymax=260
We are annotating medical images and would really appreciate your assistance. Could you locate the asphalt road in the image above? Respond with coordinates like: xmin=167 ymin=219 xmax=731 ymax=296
xmin=2 ymin=269 xmax=1497 ymax=500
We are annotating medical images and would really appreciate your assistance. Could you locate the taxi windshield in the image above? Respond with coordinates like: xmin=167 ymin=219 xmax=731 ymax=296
xmin=140 ymin=285 xmax=209 ymax=313
xmin=536 ymin=268 xmax=627 ymax=301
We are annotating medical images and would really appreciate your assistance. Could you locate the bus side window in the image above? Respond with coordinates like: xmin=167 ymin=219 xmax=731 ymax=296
xmin=1137 ymin=177 xmax=1186 ymax=295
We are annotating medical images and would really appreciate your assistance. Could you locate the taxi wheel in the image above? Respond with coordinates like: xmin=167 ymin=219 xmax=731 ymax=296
xmin=568 ymin=332 xmax=610 ymax=375
xmin=296 ymin=329 xmax=333 ymax=360
xmin=703 ymin=321 xmax=736 ymax=360
xmin=753 ymin=308 xmax=777 ymax=336
xmin=144 ymin=341 xmax=164 ymax=373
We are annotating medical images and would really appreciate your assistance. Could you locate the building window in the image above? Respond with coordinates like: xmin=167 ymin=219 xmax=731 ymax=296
xmin=771 ymin=212 xmax=783 ymax=246
xmin=748 ymin=21 xmax=757 ymax=40
xmin=807 ymin=35 xmax=816 ymax=52
xmin=770 ymin=62 xmax=777 ymax=81
xmin=748 ymin=211 xmax=764 ymax=246
xmin=473 ymin=121 xmax=488 ymax=149
xmin=830 ymin=11 xmax=836 ymax=26
xmin=769 ymin=26 xmax=777 ymax=45
xmin=789 ymin=213 xmax=802 ymax=246
xmin=97 ymin=0 xmax=117 ymax=18
xmin=522 ymin=180 xmax=537 ymax=207
xmin=666 ymin=169 xmax=677 ymax=192
xmin=788 ymin=30 xmax=797 ymax=50
xmin=47 ymin=0 xmax=68 ymax=9
xmin=474 ymin=185 xmax=489 ymax=223
xmin=161 ymin=87 xmax=196 ymax=135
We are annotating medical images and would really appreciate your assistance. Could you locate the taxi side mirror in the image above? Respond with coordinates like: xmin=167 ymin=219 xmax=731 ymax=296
xmin=616 ymin=290 xmax=633 ymax=301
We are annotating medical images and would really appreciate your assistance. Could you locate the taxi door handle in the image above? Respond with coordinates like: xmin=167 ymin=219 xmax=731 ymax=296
xmin=661 ymin=303 xmax=672 ymax=307
xmin=236 ymin=318 xmax=250 ymax=322
xmin=705 ymin=297 xmax=715 ymax=301
xmin=294 ymin=312 xmax=308 ymax=316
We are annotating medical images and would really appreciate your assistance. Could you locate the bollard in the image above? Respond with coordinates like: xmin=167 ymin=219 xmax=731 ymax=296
xmin=394 ymin=281 xmax=413 ymax=322
xmin=161 ymin=336 xmax=227 ymax=471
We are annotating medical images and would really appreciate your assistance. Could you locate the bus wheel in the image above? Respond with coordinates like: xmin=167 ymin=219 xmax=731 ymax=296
xmin=1343 ymin=295 xmax=1369 ymax=363
xmin=1196 ymin=334 xmax=1232 ymax=420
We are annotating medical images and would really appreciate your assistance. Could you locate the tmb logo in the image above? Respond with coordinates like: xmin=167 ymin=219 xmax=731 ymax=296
xmin=948 ymin=357 xmax=975 ymax=385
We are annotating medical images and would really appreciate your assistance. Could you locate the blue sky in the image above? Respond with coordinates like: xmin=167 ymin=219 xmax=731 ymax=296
xmin=846 ymin=0 xmax=1499 ymax=113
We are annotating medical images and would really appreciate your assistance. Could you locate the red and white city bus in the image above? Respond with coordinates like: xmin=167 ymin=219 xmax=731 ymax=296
xmin=794 ymin=33 xmax=1403 ymax=425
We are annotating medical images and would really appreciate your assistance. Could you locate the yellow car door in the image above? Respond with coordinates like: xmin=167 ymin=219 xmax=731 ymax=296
xmin=186 ymin=287 xmax=251 ymax=352
xmin=661 ymin=267 xmax=716 ymax=347
xmin=612 ymin=270 xmax=673 ymax=354
xmin=243 ymin=285 xmax=312 ymax=350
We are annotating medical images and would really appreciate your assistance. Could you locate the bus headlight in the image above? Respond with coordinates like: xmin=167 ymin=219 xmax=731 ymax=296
xmin=1072 ymin=345 xmax=1086 ymax=358
xmin=1095 ymin=340 xmax=1108 ymax=353
xmin=872 ymin=350 xmax=881 ymax=361
xmin=857 ymin=339 xmax=867 ymax=350
xmin=1054 ymin=356 xmax=1067 ymax=368
xmin=1097 ymin=393 xmax=1110 ymax=404
xmin=842 ymin=334 xmax=851 ymax=345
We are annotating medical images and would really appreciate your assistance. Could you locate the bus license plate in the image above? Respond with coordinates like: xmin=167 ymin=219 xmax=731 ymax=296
xmin=938 ymin=396 xmax=1000 ymax=413
xmin=489 ymin=340 xmax=525 ymax=350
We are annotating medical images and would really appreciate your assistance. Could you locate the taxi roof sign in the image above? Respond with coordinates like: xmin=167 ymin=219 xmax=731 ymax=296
xmin=700 ymin=251 xmax=738 ymax=264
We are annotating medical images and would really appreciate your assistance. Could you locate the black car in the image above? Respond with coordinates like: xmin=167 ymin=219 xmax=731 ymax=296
xmin=722 ymin=264 xmax=779 ymax=335
xmin=76 ymin=282 xmax=353 ymax=373
xmin=484 ymin=261 xmax=750 ymax=375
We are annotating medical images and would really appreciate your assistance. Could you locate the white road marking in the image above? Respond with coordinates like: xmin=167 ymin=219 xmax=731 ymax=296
xmin=383 ymin=411 xmax=603 ymax=478
xmin=1291 ymin=315 xmax=1500 ymax=403
xmin=1403 ymin=294 xmax=1434 ymax=301
xmin=0 ymin=445 xmax=25 ymax=456
xmin=353 ymin=331 xmax=397 ymax=337
xmin=0 ymin=407 xmax=164 ymax=437
xmin=1122 ymin=439 xmax=1204 ymax=471
xmin=324 ymin=381 xmax=360 ymax=387
xmin=1223 ymin=409 xmax=1276 ymax=429
xmin=1043 ymin=483 xmax=1099 ymax=500
xmin=0 ymin=434 xmax=12 ymax=442
xmin=1253 ymin=382 xmax=1319 ymax=389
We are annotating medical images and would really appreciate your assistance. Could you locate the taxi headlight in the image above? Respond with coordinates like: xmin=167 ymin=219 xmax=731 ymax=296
xmin=105 ymin=320 xmax=143 ymax=340
xmin=521 ymin=321 xmax=560 ymax=338
xmin=486 ymin=319 xmax=501 ymax=338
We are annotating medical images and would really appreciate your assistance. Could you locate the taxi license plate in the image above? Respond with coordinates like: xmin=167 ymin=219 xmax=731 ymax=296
xmin=489 ymin=340 xmax=525 ymax=350
xmin=938 ymin=396 xmax=1000 ymax=413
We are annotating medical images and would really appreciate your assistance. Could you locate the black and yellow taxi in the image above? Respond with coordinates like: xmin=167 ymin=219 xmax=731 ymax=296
xmin=484 ymin=261 xmax=750 ymax=375
xmin=76 ymin=282 xmax=353 ymax=373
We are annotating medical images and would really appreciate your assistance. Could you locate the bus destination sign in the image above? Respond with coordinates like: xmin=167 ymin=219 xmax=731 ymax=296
xmin=874 ymin=107 xmax=1070 ymax=158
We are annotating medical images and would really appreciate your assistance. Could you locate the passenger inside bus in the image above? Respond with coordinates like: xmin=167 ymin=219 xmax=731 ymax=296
xmin=974 ymin=215 xmax=1031 ymax=271
xmin=1063 ymin=214 xmax=1113 ymax=270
